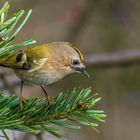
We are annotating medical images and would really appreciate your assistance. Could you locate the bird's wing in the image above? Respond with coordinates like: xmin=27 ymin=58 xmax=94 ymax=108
xmin=0 ymin=45 xmax=49 ymax=70
xmin=0 ymin=51 xmax=30 ymax=69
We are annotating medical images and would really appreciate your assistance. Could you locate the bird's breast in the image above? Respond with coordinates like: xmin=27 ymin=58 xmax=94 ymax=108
xmin=14 ymin=68 xmax=66 ymax=85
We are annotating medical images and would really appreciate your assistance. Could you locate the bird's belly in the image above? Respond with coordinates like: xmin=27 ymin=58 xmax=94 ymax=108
xmin=14 ymin=70 xmax=64 ymax=85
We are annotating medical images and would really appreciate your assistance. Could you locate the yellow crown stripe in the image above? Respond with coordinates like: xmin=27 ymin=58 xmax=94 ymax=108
xmin=66 ymin=42 xmax=84 ymax=60
xmin=73 ymin=47 xmax=84 ymax=60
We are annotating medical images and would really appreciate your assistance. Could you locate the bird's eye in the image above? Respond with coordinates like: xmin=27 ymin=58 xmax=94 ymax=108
xmin=72 ymin=60 xmax=79 ymax=65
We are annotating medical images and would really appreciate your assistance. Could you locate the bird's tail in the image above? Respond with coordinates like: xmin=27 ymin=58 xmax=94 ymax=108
xmin=0 ymin=62 xmax=18 ymax=69
xmin=0 ymin=63 xmax=8 ymax=67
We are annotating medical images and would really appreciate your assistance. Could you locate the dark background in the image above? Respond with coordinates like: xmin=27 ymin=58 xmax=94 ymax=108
xmin=0 ymin=0 xmax=140 ymax=140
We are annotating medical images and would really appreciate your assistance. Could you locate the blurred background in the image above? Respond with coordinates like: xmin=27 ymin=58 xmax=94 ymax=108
xmin=0 ymin=0 xmax=140 ymax=140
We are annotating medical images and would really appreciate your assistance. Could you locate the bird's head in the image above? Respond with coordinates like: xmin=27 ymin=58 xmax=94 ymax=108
xmin=50 ymin=42 xmax=89 ymax=78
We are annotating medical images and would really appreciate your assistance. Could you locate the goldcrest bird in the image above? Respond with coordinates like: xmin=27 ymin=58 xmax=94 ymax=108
xmin=0 ymin=42 xmax=89 ymax=109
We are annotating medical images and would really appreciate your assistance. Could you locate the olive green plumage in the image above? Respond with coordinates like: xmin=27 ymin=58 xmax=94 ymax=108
xmin=0 ymin=42 xmax=89 ymax=85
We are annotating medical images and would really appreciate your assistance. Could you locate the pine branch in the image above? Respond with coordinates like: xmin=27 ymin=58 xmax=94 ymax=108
xmin=0 ymin=2 xmax=106 ymax=139
xmin=0 ymin=2 xmax=36 ymax=58
xmin=0 ymin=88 xmax=106 ymax=138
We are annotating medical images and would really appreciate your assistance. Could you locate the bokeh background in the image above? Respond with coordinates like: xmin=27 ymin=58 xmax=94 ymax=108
xmin=0 ymin=0 xmax=140 ymax=140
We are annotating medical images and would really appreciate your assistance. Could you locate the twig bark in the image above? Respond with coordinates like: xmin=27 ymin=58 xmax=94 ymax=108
xmin=85 ymin=49 xmax=140 ymax=68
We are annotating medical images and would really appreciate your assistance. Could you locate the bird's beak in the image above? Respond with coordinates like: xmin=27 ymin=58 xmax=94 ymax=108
xmin=80 ymin=68 xmax=90 ymax=78
xmin=75 ymin=67 xmax=90 ymax=78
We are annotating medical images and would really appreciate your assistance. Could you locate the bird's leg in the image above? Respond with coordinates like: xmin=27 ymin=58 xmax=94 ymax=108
xmin=19 ymin=80 xmax=25 ymax=110
xmin=41 ymin=85 xmax=51 ymax=106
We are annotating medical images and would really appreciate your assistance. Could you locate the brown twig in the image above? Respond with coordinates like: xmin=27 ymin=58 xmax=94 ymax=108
xmin=85 ymin=49 xmax=140 ymax=68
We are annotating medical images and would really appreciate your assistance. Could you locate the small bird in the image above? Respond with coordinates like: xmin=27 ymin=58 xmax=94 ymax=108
xmin=0 ymin=42 xmax=89 ymax=109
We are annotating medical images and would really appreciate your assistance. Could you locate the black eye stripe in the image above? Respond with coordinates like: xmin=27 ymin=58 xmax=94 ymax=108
xmin=16 ymin=53 xmax=23 ymax=62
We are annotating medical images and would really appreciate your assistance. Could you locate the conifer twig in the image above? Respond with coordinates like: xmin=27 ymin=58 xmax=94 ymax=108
xmin=0 ymin=88 xmax=106 ymax=138
xmin=1 ymin=130 xmax=9 ymax=140
xmin=0 ymin=2 xmax=36 ymax=58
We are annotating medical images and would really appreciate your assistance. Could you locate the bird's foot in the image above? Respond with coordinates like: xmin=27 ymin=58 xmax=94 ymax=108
xmin=45 ymin=95 xmax=52 ymax=106
xmin=20 ymin=95 xmax=27 ymax=110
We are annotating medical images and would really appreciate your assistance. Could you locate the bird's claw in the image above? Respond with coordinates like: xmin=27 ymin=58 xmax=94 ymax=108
xmin=20 ymin=95 xmax=27 ymax=110
xmin=45 ymin=96 xmax=52 ymax=106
